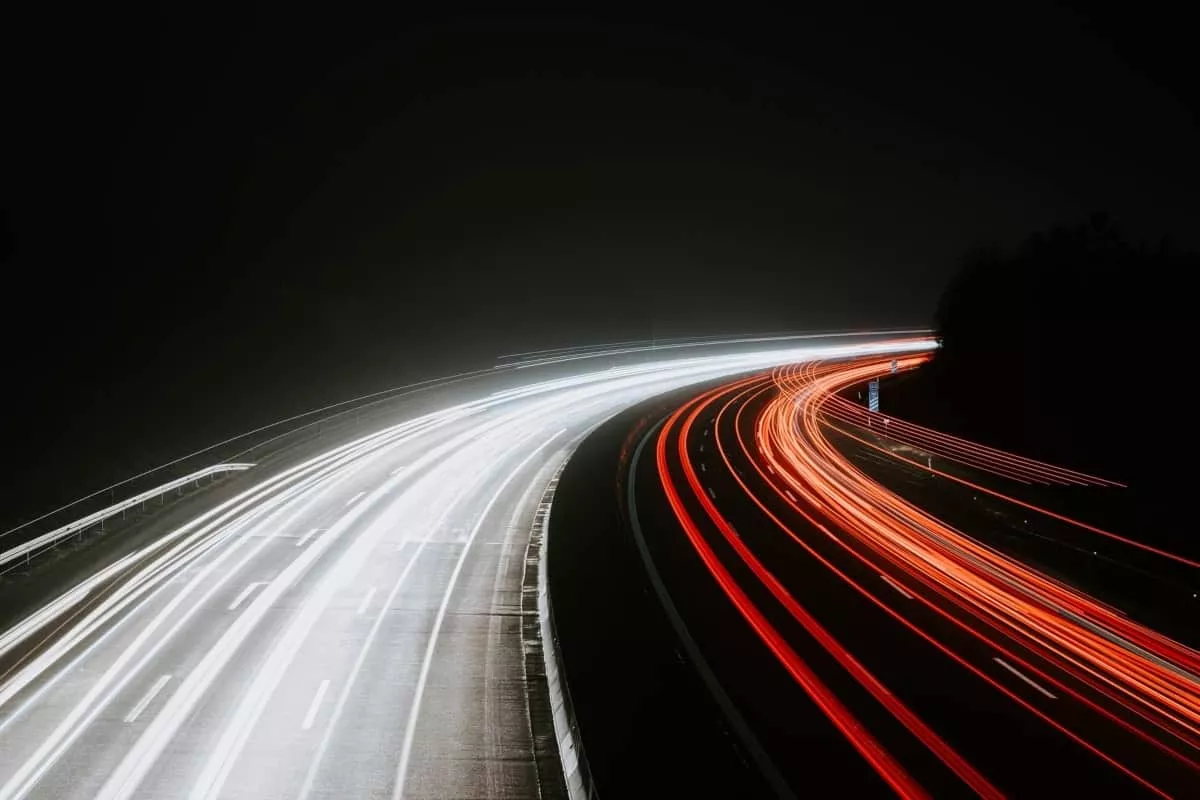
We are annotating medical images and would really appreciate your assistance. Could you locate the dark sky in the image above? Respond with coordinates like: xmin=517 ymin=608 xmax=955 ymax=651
xmin=2 ymin=3 xmax=1197 ymax=520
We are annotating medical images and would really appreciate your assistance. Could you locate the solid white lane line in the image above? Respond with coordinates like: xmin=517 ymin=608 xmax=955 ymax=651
xmin=301 ymin=680 xmax=331 ymax=730
xmin=393 ymin=428 xmax=564 ymax=800
xmin=346 ymin=491 xmax=366 ymax=507
xmin=227 ymin=583 xmax=263 ymax=612
xmin=879 ymin=574 xmax=914 ymax=600
xmin=993 ymin=657 xmax=1057 ymax=699
xmin=356 ymin=587 xmax=376 ymax=616
xmin=296 ymin=528 xmax=320 ymax=548
xmin=124 ymin=676 xmax=171 ymax=724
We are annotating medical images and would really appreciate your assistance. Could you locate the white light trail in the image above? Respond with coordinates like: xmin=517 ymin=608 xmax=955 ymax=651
xmin=0 ymin=335 xmax=934 ymax=800
xmin=392 ymin=428 xmax=566 ymax=800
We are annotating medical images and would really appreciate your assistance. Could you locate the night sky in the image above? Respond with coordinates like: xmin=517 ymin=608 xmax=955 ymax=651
xmin=2 ymin=4 xmax=1196 ymax=522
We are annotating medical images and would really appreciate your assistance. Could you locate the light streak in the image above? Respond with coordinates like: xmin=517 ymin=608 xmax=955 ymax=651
xmin=651 ymin=354 xmax=1200 ymax=796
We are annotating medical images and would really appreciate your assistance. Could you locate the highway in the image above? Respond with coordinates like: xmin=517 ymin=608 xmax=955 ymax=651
xmin=634 ymin=355 xmax=1200 ymax=797
xmin=0 ymin=336 xmax=930 ymax=800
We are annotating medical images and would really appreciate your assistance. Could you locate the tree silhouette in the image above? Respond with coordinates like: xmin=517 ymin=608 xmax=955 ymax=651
xmin=894 ymin=214 xmax=1192 ymax=489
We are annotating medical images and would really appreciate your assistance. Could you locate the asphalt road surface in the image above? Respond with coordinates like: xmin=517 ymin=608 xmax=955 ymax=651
xmin=0 ymin=336 xmax=930 ymax=800
xmin=633 ymin=356 xmax=1200 ymax=797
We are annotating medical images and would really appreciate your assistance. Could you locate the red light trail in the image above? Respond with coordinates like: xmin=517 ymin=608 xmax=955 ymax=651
xmin=652 ymin=353 xmax=1200 ymax=797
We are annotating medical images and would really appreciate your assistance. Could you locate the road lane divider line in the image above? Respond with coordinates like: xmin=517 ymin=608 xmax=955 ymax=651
xmin=296 ymin=528 xmax=320 ymax=548
xmin=0 ymin=337 xmax=934 ymax=800
xmin=879 ymin=574 xmax=914 ymax=600
xmin=296 ymin=469 xmax=490 ymax=800
xmin=345 ymin=492 xmax=366 ymax=507
xmin=227 ymin=583 xmax=264 ymax=612
xmin=627 ymin=418 xmax=797 ymax=800
xmin=0 ymin=413 xmax=448 ymax=677
xmin=355 ymin=587 xmax=376 ymax=616
xmin=993 ymin=657 xmax=1057 ymax=700
xmin=0 ymin=455 xmax=377 ymax=796
xmin=124 ymin=676 xmax=171 ymax=724
xmin=393 ymin=427 xmax=565 ymax=800
xmin=301 ymin=680 xmax=330 ymax=730
xmin=89 ymin=430 xmax=462 ymax=800
xmin=185 ymin=418 xmax=530 ymax=800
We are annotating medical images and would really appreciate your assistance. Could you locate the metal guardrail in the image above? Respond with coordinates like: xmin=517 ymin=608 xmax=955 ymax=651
xmin=0 ymin=464 xmax=254 ymax=573
xmin=0 ymin=331 xmax=931 ymax=579
xmin=0 ymin=366 xmax=508 ymax=559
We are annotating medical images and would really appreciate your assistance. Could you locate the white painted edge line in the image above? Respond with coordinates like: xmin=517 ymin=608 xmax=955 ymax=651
xmin=879 ymin=574 xmax=914 ymax=600
xmin=227 ymin=582 xmax=264 ymax=612
xmin=301 ymin=679 xmax=331 ymax=730
xmin=993 ymin=657 xmax=1057 ymax=699
xmin=345 ymin=491 xmax=366 ymax=507
xmin=296 ymin=528 xmax=320 ymax=548
xmin=124 ymin=675 xmax=171 ymax=724
xmin=356 ymin=587 xmax=376 ymax=616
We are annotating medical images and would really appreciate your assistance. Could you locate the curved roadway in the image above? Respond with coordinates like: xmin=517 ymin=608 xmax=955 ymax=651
xmin=0 ymin=336 xmax=929 ymax=799
xmin=640 ymin=355 xmax=1200 ymax=797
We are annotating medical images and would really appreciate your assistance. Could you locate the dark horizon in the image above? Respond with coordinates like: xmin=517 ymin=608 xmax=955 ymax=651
xmin=3 ymin=8 xmax=1200 ymax=798
xmin=3 ymin=4 xmax=1197 ymax=521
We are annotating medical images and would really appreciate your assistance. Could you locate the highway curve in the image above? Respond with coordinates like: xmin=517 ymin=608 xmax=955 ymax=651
xmin=0 ymin=335 xmax=928 ymax=799
xmin=611 ymin=354 xmax=1200 ymax=797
